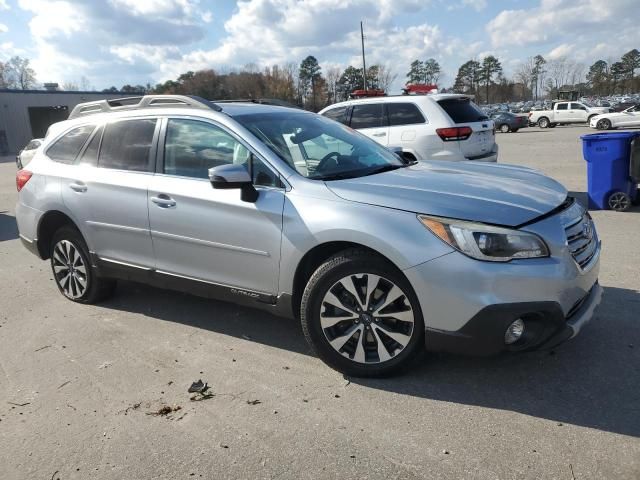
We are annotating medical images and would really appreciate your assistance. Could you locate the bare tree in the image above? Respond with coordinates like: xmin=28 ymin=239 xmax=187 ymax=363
xmin=61 ymin=81 xmax=79 ymax=91
xmin=0 ymin=61 xmax=8 ymax=88
xmin=325 ymin=66 xmax=342 ymax=104
xmin=377 ymin=64 xmax=398 ymax=93
xmin=5 ymin=56 xmax=37 ymax=89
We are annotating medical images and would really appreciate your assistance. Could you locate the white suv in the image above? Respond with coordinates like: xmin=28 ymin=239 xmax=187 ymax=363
xmin=319 ymin=94 xmax=498 ymax=163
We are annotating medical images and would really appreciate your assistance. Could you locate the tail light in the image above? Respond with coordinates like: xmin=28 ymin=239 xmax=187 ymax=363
xmin=436 ymin=127 xmax=472 ymax=142
xmin=528 ymin=112 xmax=532 ymax=118
xmin=16 ymin=170 xmax=33 ymax=192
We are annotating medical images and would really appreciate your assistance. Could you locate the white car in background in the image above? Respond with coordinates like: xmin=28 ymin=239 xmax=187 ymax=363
xmin=590 ymin=104 xmax=640 ymax=130
xmin=16 ymin=138 xmax=43 ymax=169
xmin=319 ymin=94 xmax=498 ymax=163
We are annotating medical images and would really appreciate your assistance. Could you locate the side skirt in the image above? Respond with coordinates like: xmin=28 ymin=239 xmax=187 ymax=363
xmin=90 ymin=254 xmax=294 ymax=319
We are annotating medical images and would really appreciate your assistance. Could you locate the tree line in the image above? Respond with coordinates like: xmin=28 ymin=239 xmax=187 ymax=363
xmin=3 ymin=48 xmax=638 ymax=108
xmin=452 ymin=48 xmax=640 ymax=104
xmin=150 ymin=57 xmax=399 ymax=111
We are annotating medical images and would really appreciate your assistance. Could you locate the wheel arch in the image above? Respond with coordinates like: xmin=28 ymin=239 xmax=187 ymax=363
xmin=36 ymin=210 xmax=82 ymax=259
xmin=290 ymin=241 xmax=403 ymax=319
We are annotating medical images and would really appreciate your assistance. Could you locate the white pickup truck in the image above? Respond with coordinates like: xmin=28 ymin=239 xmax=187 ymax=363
xmin=528 ymin=101 xmax=611 ymax=128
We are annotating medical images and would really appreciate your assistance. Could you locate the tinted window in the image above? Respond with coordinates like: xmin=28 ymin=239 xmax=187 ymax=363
xmin=99 ymin=119 xmax=156 ymax=171
xmin=437 ymin=98 xmax=487 ymax=123
xmin=350 ymin=103 xmax=384 ymax=129
xmin=78 ymin=125 xmax=103 ymax=166
xmin=571 ymin=103 xmax=586 ymax=110
xmin=388 ymin=103 xmax=426 ymax=126
xmin=556 ymin=103 xmax=568 ymax=110
xmin=47 ymin=125 xmax=95 ymax=164
xmin=322 ymin=106 xmax=348 ymax=125
xmin=164 ymin=118 xmax=281 ymax=187
xmin=164 ymin=119 xmax=247 ymax=179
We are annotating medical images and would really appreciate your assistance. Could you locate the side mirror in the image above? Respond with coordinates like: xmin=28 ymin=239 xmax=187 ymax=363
xmin=208 ymin=164 xmax=258 ymax=203
xmin=387 ymin=145 xmax=407 ymax=163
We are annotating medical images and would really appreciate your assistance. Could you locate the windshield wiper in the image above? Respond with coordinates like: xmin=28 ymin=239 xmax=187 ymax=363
xmin=362 ymin=164 xmax=406 ymax=177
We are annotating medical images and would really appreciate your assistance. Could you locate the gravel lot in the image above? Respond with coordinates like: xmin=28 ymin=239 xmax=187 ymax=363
xmin=1 ymin=125 xmax=639 ymax=480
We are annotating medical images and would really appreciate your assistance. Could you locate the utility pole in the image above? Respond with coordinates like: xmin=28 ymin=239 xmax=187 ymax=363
xmin=360 ymin=21 xmax=367 ymax=91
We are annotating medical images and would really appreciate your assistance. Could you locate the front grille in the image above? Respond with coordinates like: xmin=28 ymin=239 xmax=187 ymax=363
xmin=563 ymin=210 xmax=599 ymax=270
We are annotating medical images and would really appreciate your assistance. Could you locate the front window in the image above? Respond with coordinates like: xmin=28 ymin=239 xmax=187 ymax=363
xmin=234 ymin=111 xmax=405 ymax=180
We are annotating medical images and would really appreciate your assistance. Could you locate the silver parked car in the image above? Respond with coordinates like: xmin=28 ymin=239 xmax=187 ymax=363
xmin=15 ymin=95 xmax=602 ymax=377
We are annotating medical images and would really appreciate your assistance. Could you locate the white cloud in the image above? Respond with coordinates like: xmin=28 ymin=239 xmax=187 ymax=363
xmin=155 ymin=0 xmax=469 ymax=91
xmin=462 ymin=0 xmax=487 ymax=12
xmin=0 ymin=0 xmax=9 ymax=10
xmin=0 ymin=23 xmax=7 ymax=33
xmin=547 ymin=43 xmax=574 ymax=59
xmin=486 ymin=0 xmax=637 ymax=49
xmin=17 ymin=0 xmax=207 ymax=86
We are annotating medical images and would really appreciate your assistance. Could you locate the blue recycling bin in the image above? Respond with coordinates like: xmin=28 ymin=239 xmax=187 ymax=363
xmin=581 ymin=132 xmax=640 ymax=211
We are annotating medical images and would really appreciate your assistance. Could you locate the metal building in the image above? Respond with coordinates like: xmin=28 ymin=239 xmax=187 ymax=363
xmin=0 ymin=89 xmax=140 ymax=154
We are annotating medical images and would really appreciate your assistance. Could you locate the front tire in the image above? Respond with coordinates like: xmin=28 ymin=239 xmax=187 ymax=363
xmin=300 ymin=249 xmax=424 ymax=377
xmin=500 ymin=124 xmax=510 ymax=133
xmin=50 ymin=226 xmax=116 ymax=303
xmin=538 ymin=117 xmax=550 ymax=128
xmin=597 ymin=118 xmax=612 ymax=130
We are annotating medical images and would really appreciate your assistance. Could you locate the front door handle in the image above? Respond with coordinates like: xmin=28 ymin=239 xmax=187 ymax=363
xmin=372 ymin=132 xmax=387 ymax=137
xmin=151 ymin=194 xmax=176 ymax=208
xmin=69 ymin=182 xmax=87 ymax=193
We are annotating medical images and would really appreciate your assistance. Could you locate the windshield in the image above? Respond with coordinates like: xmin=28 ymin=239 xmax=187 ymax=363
xmin=233 ymin=111 xmax=405 ymax=180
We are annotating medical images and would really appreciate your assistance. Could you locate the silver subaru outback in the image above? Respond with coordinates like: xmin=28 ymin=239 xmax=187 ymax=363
xmin=15 ymin=95 xmax=602 ymax=377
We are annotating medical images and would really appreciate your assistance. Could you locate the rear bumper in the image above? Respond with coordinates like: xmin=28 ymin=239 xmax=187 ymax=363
xmin=425 ymin=282 xmax=603 ymax=356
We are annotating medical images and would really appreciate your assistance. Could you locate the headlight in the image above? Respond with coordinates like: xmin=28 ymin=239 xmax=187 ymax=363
xmin=418 ymin=215 xmax=549 ymax=262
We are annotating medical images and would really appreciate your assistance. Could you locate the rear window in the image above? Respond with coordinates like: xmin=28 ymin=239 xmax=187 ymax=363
xmin=350 ymin=103 xmax=384 ymax=129
xmin=46 ymin=125 xmax=95 ymax=164
xmin=387 ymin=103 xmax=426 ymax=126
xmin=557 ymin=103 xmax=568 ymax=110
xmin=99 ymin=118 xmax=157 ymax=172
xmin=437 ymin=98 xmax=488 ymax=123
xmin=322 ymin=106 xmax=348 ymax=125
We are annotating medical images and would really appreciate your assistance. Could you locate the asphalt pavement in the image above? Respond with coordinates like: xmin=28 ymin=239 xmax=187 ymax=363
xmin=0 ymin=125 xmax=639 ymax=479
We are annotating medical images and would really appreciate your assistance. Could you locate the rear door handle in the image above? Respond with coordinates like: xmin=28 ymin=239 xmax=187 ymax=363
xmin=372 ymin=132 xmax=386 ymax=137
xmin=151 ymin=194 xmax=176 ymax=208
xmin=69 ymin=182 xmax=87 ymax=193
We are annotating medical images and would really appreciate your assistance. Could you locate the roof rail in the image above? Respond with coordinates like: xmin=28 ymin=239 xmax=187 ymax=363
xmin=68 ymin=94 xmax=222 ymax=119
xmin=214 ymin=98 xmax=302 ymax=109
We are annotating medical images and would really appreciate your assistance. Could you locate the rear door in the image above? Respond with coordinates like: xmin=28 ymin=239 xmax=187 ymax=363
xmin=437 ymin=97 xmax=494 ymax=160
xmin=60 ymin=117 xmax=158 ymax=268
xmin=570 ymin=103 xmax=588 ymax=122
xmin=386 ymin=102 xmax=429 ymax=155
xmin=554 ymin=103 xmax=571 ymax=122
xmin=349 ymin=103 xmax=388 ymax=146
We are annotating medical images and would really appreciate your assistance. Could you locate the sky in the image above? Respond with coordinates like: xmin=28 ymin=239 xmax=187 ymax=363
xmin=0 ymin=0 xmax=638 ymax=93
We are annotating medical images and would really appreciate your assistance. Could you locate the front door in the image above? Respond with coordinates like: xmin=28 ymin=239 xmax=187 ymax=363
xmin=148 ymin=118 xmax=285 ymax=295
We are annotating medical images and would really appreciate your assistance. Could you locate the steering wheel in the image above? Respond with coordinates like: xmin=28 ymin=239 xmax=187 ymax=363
xmin=315 ymin=152 xmax=341 ymax=173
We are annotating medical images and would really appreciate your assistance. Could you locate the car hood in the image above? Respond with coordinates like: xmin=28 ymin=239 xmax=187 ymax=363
xmin=325 ymin=161 xmax=568 ymax=227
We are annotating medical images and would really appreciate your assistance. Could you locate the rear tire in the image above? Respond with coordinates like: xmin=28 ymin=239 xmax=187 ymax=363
xmin=512 ymin=128 xmax=519 ymax=133
xmin=538 ymin=117 xmax=550 ymax=128
xmin=548 ymin=123 xmax=557 ymax=128
xmin=597 ymin=118 xmax=612 ymax=130
xmin=50 ymin=226 xmax=116 ymax=303
xmin=300 ymin=249 xmax=424 ymax=377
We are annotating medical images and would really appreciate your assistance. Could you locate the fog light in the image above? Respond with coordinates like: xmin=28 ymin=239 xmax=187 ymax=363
xmin=505 ymin=318 xmax=525 ymax=345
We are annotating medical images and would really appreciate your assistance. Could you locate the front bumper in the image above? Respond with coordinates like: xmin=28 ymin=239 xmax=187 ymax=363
xmin=423 ymin=282 xmax=602 ymax=355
